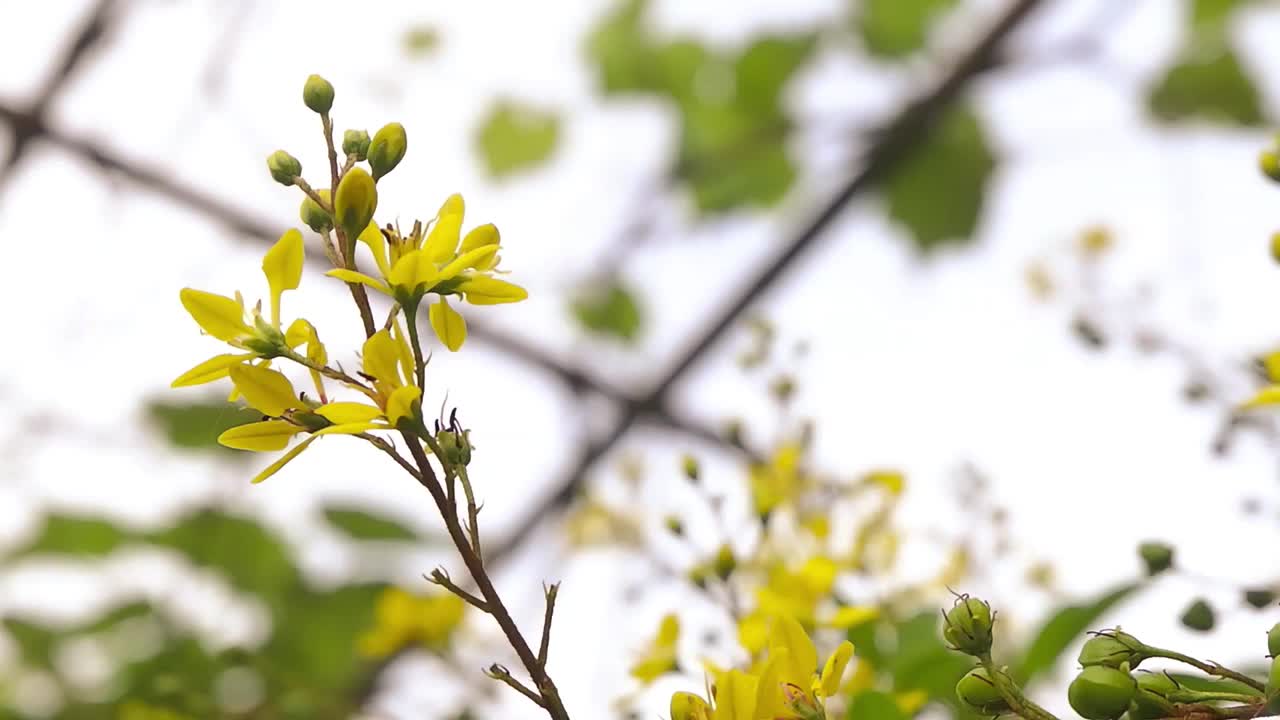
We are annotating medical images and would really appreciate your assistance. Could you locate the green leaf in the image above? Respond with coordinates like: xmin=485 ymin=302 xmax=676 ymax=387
xmin=1148 ymin=47 xmax=1263 ymax=126
xmin=403 ymin=26 xmax=440 ymax=57
xmin=848 ymin=690 xmax=907 ymax=720
xmin=882 ymin=104 xmax=995 ymax=252
xmin=146 ymin=399 xmax=260 ymax=453
xmin=570 ymin=282 xmax=644 ymax=342
xmin=321 ymin=505 xmax=419 ymax=542
xmin=1191 ymin=0 xmax=1256 ymax=28
xmin=734 ymin=35 xmax=817 ymax=115
xmin=9 ymin=514 xmax=130 ymax=559
xmin=1014 ymin=581 xmax=1142 ymax=683
xmin=886 ymin=612 xmax=973 ymax=704
xmin=3 ymin=618 xmax=58 ymax=669
xmin=857 ymin=0 xmax=959 ymax=58
xmin=475 ymin=100 xmax=561 ymax=179
xmin=262 ymin=584 xmax=384 ymax=690
xmin=585 ymin=0 xmax=659 ymax=94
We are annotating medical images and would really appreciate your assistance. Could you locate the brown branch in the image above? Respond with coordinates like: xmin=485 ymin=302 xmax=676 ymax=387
xmin=538 ymin=582 xmax=559 ymax=668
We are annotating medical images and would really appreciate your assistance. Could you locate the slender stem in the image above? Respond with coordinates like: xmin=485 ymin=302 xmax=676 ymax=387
xmin=486 ymin=665 xmax=546 ymax=709
xmin=293 ymin=177 xmax=331 ymax=212
xmin=979 ymin=657 xmax=1063 ymax=720
xmin=404 ymin=303 xmax=428 ymax=389
xmin=1148 ymin=648 xmax=1268 ymax=694
xmin=321 ymin=111 xmax=340 ymax=195
xmin=457 ymin=465 xmax=483 ymax=563
xmin=281 ymin=350 xmax=377 ymax=399
xmin=427 ymin=568 xmax=489 ymax=612
xmin=538 ymin=583 xmax=559 ymax=668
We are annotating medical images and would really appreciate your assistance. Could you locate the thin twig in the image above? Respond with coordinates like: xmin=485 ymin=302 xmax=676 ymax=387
xmin=427 ymin=568 xmax=489 ymax=612
xmin=538 ymin=583 xmax=559 ymax=668
xmin=486 ymin=664 xmax=547 ymax=709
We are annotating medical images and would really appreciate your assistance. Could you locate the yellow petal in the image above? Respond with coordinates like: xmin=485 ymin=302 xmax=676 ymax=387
xmin=250 ymin=435 xmax=317 ymax=483
xmin=180 ymin=288 xmax=251 ymax=342
xmin=753 ymin=655 xmax=785 ymax=718
xmin=423 ymin=193 xmax=464 ymax=263
xmin=357 ymin=221 xmax=392 ymax=278
xmin=171 ymin=353 xmax=256 ymax=387
xmin=428 ymin=297 xmax=467 ymax=352
xmin=768 ymin=615 xmax=817 ymax=690
xmin=326 ymin=268 xmax=390 ymax=296
xmin=315 ymin=402 xmax=383 ymax=424
xmin=387 ymin=249 xmax=439 ymax=292
xmin=386 ymin=385 xmax=422 ymax=426
xmin=671 ymin=692 xmax=711 ymax=720
xmin=819 ymin=641 xmax=854 ymax=697
xmin=262 ymin=228 xmax=304 ymax=326
xmin=895 ymin=689 xmax=930 ymax=715
xmin=1243 ymin=386 xmax=1280 ymax=409
xmin=218 ymin=420 xmax=303 ymax=451
xmin=362 ymin=330 xmax=403 ymax=388
xmin=229 ymin=364 xmax=299 ymax=417
xmin=438 ymin=244 xmax=498 ymax=281
xmin=460 ymin=223 xmax=499 ymax=254
xmin=712 ymin=670 xmax=758 ymax=720
xmin=826 ymin=605 xmax=879 ymax=630
xmin=458 ymin=276 xmax=528 ymax=305
xmin=391 ymin=316 xmax=416 ymax=386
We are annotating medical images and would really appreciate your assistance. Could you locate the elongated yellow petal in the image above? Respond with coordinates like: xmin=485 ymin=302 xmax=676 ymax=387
xmin=423 ymin=193 xmax=464 ymax=263
xmin=391 ymin=316 xmax=415 ymax=386
xmin=327 ymin=269 xmax=390 ymax=296
xmin=357 ymin=221 xmax=392 ymax=278
xmin=428 ymin=297 xmax=467 ymax=352
xmin=460 ymin=223 xmax=499 ymax=253
xmin=755 ymin=652 xmax=787 ymax=718
xmin=458 ymin=276 xmax=528 ymax=305
xmin=219 ymin=420 xmax=303 ymax=451
xmin=826 ymin=605 xmax=879 ymax=630
xmin=712 ymin=670 xmax=758 ymax=720
xmin=768 ymin=615 xmax=817 ymax=690
xmin=171 ymin=352 xmax=256 ymax=387
xmin=819 ymin=641 xmax=854 ymax=697
xmin=262 ymin=228 xmax=304 ymax=326
xmin=314 ymin=421 xmax=386 ymax=436
xmin=362 ymin=330 xmax=403 ymax=388
xmin=1243 ymin=386 xmax=1280 ymax=409
xmin=438 ymin=244 xmax=498 ymax=281
xmin=386 ymin=385 xmax=422 ymax=426
xmin=250 ymin=436 xmax=316 ymax=483
xmin=180 ymin=288 xmax=252 ymax=342
xmin=229 ymin=364 xmax=299 ymax=417
xmin=315 ymin=402 xmax=383 ymax=424
xmin=387 ymin=249 xmax=439 ymax=293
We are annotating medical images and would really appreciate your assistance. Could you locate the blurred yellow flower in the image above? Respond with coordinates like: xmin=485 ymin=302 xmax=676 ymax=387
xmin=358 ymin=587 xmax=467 ymax=657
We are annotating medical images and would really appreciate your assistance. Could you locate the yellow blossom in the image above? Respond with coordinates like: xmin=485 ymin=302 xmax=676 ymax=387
xmin=630 ymin=613 xmax=680 ymax=683
xmin=358 ymin=587 xmax=466 ymax=657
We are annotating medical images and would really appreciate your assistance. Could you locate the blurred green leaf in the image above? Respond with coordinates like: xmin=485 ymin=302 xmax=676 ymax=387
xmin=570 ymin=282 xmax=644 ymax=342
xmin=848 ymin=690 xmax=907 ymax=720
xmin=887 ymin=612 xmax=974 ymax=704
xmin=3 ymin=618 xmax=57 ymax=669
xmin=146 ymin=399 xmax=260 ymax=453
xmin=585 ymin=0 xmax=659 ymax=94
xmin=883 ymin=105 xmax=995 ymax=251
xmin=1015 ymin=581 xmax=1142 ymax=683
xmin=1191 ymin=0 xmax=1259 ymax=27
xmin=1165 ymin=673 xmax=1262 ymax=695
xmin=475 ymin=100 xmax=561 ymax=179
xmin=1148 ymin=47 xmax=1263 ymax=126
xmin=263 ymin=584 xmax=384 ymax=690
xmin=1180 ymin=598 xmax=1216 ymax=632
xmin=8 ymin=515 xmax=129 ymax=558
xmin=321 ymin=505 xmax=419 ymax=542
xmin=857 ymin=0 xmax=958 ymax=58
xmin=734 ymin=36 xmax=817 ymax=114
xmin=403 ymin=26 xmax=440 ymax=57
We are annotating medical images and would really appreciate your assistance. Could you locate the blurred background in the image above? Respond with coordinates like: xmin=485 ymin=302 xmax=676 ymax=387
xmin=3 ymin=0 xmax=1280 ymax=717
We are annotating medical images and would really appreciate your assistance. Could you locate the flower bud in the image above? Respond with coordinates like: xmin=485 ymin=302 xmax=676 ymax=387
xmin=955 ymin=667 xmax=1009 ymax=715
xmin=1138 ymin=541 xmax=1174 ymax=576
xmin=368 ymin=122 xmax=407 ymax=180
xmin=299 ymin=189 xmax=332 ymax=233
xmin=303 ymin=74 xmax=335 ymax=114
xmin=1261 ymin=150 xmax=1280 ymax=183
xmin=435 ymin=429 xmax=472 ymax=467
xmin=1069 ymin=666 xmax=1136 ymax=720
xmin=334 ymin=167 xmax=377 ymax=239
xmin=943 ymin=595 xmax=994 ymax=656
xmin=1128 ymin=673 xmax=1178 ymax=720
xmin=1180 ymin=599 xmax=1214 ymax=632
xmin=713 ymin=544 xmax=736 ymax=580
xmin=267 ymin=150 xmax=302 ymax=186
xmin=1268 ymin=622 xmax=1280 ymax=658
xmin=664 ymin=515 xmax=684 ymax=536
xmin=343 ymin=129 xmax=371 ymax=160
xmin=1078 ymin=629 xmax=1148 ymax=669
xmin=681 ymin=454 xmax=700 ymax=483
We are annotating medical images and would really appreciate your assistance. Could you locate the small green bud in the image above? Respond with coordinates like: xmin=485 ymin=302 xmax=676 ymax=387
xmin=1138 ymin=541 xmax=1174 ymax=575
xmin=687 ymin=563 xmax=711 ymax=590
xmin=1245 ymin=589 xmax=1276 ymax=609
xmin=942 ymin=595 xmax=994 ymax=656
xmin=266 ymin=150 xmax=302 ymax=186
xmin=1128 ymin=673 xmax=1179 ymax=720
xmin=343 ymin=129 xmax=371 ymax=160
xmin=955 ymin=667 xmax=1009 ymax=715
xmin=334 ymin=167 xmax=377 ymax=239
xmin=299 ymin=189 xmax=332 ymax=233
xmin=1261 ymin=150 xmax=1280 ymax=183
xmin=712 ymin=544 xmax=736 ymax=581
xmin=1068 ymin=666 xmax=1136 ymax=720
xmin=435 ymin=430 xmax=472 ymax=467
xmin=303 ymin=74 xmax=335 ymax=114
xmin=368 ymin=122 xmax=407 ymax=180
xmin=664 ymin=515 xmax=684 ymax=536
xmin=1078 ymin=629 xmax=1148 ymax=669
xmin=681 ymin=454 xmax=700 ymax=483
xmin=1180 ymin=599 xmax=1215 ymax=632
xmin=1268 ymin=622 xmax=1280 ymax=658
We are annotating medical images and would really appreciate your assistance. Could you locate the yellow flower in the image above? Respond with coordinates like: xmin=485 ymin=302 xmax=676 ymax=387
xmin=749 ymin=442 xmax=804 ymax=517
xmin=173 ymin=229 xmax=322 ymax=388
xmin=358 ymin=587 xmax=467 ymax=657
xmin=630 ymin=613 xmax=680 ymax=683
xmin=325 ymin=195 xmax=527 ymax=351
xmin=754 ymin=614 xmax=855 ymax=718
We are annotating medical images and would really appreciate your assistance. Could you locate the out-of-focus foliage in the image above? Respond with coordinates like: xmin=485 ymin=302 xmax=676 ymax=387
xmin=321 ymin=504 xmax=424 ymax=542
xmin=856 ymin=0 xmax=958 ymax=58
xmin=1148 ymin=48 xmax=1263 ymax=126
xmin=569 ymin=282 xmax=644 ymax=343
xmin=146 ymin=399 xmax=259 ymax=454
xmin=403 ymin=25 xmax=441 ymax=58
xmin=475 ymin=100 xmax=562 ymax=179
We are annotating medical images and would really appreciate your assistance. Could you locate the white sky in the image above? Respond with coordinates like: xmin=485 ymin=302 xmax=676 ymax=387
xmin=2 ymin=0 xmax=1280 ymax=718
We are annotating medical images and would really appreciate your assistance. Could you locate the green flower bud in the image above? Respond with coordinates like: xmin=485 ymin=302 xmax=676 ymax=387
xmin=664 ymin=515 xmax=684 ymax=536
xmin=1245 ymin=589 xmax=1276 ymax=609
xmin=1128 ymin=673 xmax=1179 ymax=720
xmin=713 ymin=544 xmax=736 ymax=581
xmin=266 ymin=150 xmax=302 ymax=186
xmin=435 ymin=429 xmax=472 ymax=467
xmin=1138 ymin=541 xmax=1174 ymax=575
xmin=303 ymin=74 xmax=335 ymax=114
xmin=368 ymin=122 xmax=407 ymax=180
xmin=687 ymin=563 xmax=711 ymax=590
xmin=943 ymin=595 xmax=994 ymax=657
xmin=681 ymin=454 xmax=700 ymax=483
xmin=334 ymin=167 xmax=377 ymax=239
xmin=299 ymin=189 xmax=332 ymax=233
xmin=1078 ymin=629 xmax=1148 ymax=669
xmin=1261 ymin=150 xmax=1280 ymax=183
xmin=343 ymin=129 xmax=371 ymax=160
xmin=1068 ymin=666 xmax=1136 ymax=720
xmin=1268 ymin=622 xmax=1280 ymax=658
xmin=955 ymin=667 xmax=1010 ymax=715
xmin=1180 ymin=599 xmax=1215 ymax=632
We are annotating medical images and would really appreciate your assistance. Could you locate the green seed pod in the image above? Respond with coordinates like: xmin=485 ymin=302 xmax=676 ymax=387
xmin=943 ymin=596 xmax=994 ymax=657
xmin=1138 ymin=541 xmax=1174 ymax=575
xmin=955 ymin=667 xmax=1010 ymax=715
xmin=1268 ymin=622 xmax=1280 ymax=658
xmin=1180 ymin=599 xmax=1215 ymax=632
xmin=1261 ymin=150 xmax=1280 ymax=183
xmin=334 ymin=167 xmax=377 ymax=239
xmin=299 ymin=189 xmax=332 ymax=233
xmin=342 ymin=129 xmax=371 ymax=160
xmin=303 ymin=74 xmax=335 ymax=114
xmin=1128 ymin=673 xmax=1179 ymax=720
xmin=266 ymin=150 xmax=302 ymax=186
xmin=1078 ymin=629 xmax=1148 ymax=669
xmin=367 ymin=122 xmax=407 ymax=180
xmin=1068 ymin=666 xmax=1136 ymax=720
xmin=713 ymin=544 xmax=736 ymax=581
